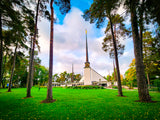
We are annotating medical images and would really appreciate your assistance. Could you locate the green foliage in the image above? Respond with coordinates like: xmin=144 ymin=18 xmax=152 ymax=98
xmin=59 ymin=71 xmax=68 ymax=83
xmin=112 ymin=86 xmax=118 ymax=89
xmin=124 ymin=59 xmax=137 ymax=88
xmin=153 ymin=79 xmax=160 ymax=87
xmin=149 ymin=79 xmax=160 ymax=92
xmin=106 ymin=75 xmax=112 ymax=82
xmin=54 ymin=0 xmax=71 ymax=15
xmin=145 ymin=0 xmax=160 ymax=25
xmin=34 ymin=62 xmax=49 ymax=86
xmin=67 ymin=85 xmax=104 ymax=89
xmin=83 ymin=0 xmax=124 ymax=96
xmin=53 ymin=71 xmax=82 ymax=83
xmin=102 ymin=14 xmax=130 ymax=58
xmin=13 ymin=59 xmax=28 ymax=87
xmin=149 ymin=78 xmax=160 ymax=92
xmin=74 ymin=74 xmax=82 ymax=82
xmin=40 ymin=86 xmax=47 ymax=88
xmin=83 ymin=0 xmax=119 ymax=28
xmin=111 ymin=68 xmax=117 ymax=81
xmin=0 ymin=53 xmax=49 ymax=88
xmin=143 ymin=31 xmax=160 ymax=79
xmin=0 ymin=88 xmax=160 ymax=119
xmin=53 ymin=86 xmax=63 ymax=88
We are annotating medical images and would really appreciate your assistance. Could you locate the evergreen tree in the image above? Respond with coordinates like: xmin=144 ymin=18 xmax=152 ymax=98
xmin=7 ymin=20 xmax=28 ymax=92
xmin=0 ymin=0 xmax=24 ymax=86
xmin=83 ymin=0 xmax=123 ymax=96
xmin=143 ymin=31 xmax=160 ymax=87
xmin=102 ymin=14 xmax=129 ymax=58
xmin=27 ymin=0 xmax=49 ymax=97
xmin=43 ymin=0 xmax=71 ymax=102
xmin=123 ymin=0 xmax=151 ymax=102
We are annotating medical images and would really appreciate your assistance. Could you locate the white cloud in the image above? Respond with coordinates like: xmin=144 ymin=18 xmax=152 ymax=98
xmin=37 ymin=7 xmax=134 ymax=76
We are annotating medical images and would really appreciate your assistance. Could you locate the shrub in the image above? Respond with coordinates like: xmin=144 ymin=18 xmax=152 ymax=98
xmin=149 ymin=79 xmax=160 ymax=92
xmin=53 ymin=86 xmax=63 ymax=88
xmin=40 ymin=86 xmax=47 ymax=88
xmin=67 ymin=85 xmax=104 ymax=89
xmin=112 ymin=86 xmax=118 ymax=89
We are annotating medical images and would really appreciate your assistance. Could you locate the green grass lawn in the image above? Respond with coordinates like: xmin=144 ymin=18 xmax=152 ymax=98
xmin=0 ymin=87 xmax=160 ymax=120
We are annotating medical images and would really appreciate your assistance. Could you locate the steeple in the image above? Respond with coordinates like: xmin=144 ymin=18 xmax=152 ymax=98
xmin=71 ymin=63 xmax=74 ymax=82
xmin=85 ymin=29 xmax=90 ymax=68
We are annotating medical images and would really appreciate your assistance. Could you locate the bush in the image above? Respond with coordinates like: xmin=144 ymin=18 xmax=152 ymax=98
xmin=67 ymin=85 xmax=104 ymax=89
xmin=34 ymin=85 xmax=39 ymax=88
xmin=149 ymin=87 xmax=160 ymax=92
xmin=53 ymin=86 xmax=63 ymax=88
xmin=112 ymin=86 xmax=118 ymax=89
xmin=149 ymin=79 xmax=160 ymax=92
xmin=40 ymin=86 xmax=47 ymax=88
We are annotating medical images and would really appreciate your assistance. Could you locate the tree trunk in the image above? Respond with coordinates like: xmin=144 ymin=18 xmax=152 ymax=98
xmin=139 ymin=0 xmax=145 ymax=58
xmin=130 ymin=1 xmax=151 ymax=102
xmin=0 ymin=13 xmax=3 ymax=87
xmin=31 ymin=61 xmax=34 ymax=87
xmin=2 ymin=49 xmax=7 ymax=88
xmin=113 ymin=60 xmax=117 ymax=81
xmin=26 ymin=36 xmax=33 ymax=88
xmin=8 ymin=45 xmax=18 ymax=92
xmin=147 ymin=73 xmax=150 ymax=88
xmin=2 ymin=81 xmax=5 ymax=88
xmin=27 ymin=0 xmax=40 ymax=97
xmin=113 ymin=25 xmax=117 ymax=82
xmin=109 ymin=18 xmax=123 ymax=96
xmin=46 ymin=0 xmax=54 ymax=100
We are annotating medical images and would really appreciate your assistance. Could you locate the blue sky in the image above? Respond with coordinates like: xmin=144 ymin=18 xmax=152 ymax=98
xmin=54 ymin=0 xmax=93 ymax=24
xmin=37 ymin=0 xmax=134 ymax=76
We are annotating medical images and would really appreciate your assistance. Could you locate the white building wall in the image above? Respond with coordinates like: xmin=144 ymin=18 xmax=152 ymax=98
xmin=84 ymin=68 xmax=91 ymax=85
xmin=107 ymin=82 xmax=112 ymax=86
xmin=79 ymin=76 xmax=84 ymax=83
xmin=90 ymin=68 xmax=106 ymax=82
xmin=114 ymin=81 xmax=118 ymax=86
xmin=80 ymin=67 xmax=112 ymax=86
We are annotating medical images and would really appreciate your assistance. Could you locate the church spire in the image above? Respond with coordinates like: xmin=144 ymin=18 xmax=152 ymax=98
xmin=85 ymin=29 xmax=90 ymax=68
xmin=71 ymin=63 xmax=74 ymax=82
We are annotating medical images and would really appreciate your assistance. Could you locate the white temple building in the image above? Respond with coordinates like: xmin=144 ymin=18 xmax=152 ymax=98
xmin=79 ymin=30 xmax=111 ymax=87
xmin=79 ymin=67 xmax=112 ymax=86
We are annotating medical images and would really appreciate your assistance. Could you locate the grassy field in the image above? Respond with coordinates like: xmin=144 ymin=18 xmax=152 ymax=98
xmin=0 ymin=87 xmax=160 ymax=120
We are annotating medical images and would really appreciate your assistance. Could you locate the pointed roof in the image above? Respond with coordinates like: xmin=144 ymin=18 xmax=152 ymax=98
xmin=85 ymin=29 xmax=90 ymax=68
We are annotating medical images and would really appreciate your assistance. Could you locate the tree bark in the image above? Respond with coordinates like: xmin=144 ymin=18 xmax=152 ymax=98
xmin=0 ymin=13 xmax=3 ymax=87
xmin=46 ymin=0 xmax=54 ymax=100
xmin=26 ymin=36 xmax=32 ymax=88
xmin=113 ymin=25 xmax=117 ymax=82
xmin=8 ymin=45 xmax=18 ymax=92
xmin=139 ymin=0 xmax=145 ymax=58
xmin=27 ymin=0 xmax=40 ymax=97
xmin=113 ymin=60 xmax=117 ymax=81
xmin=130 ymin=1 xmax=151 ymax=102
xmin=147 ymin=73 xmax=150 ymax=88
xmin=2 ymin=48 xmax=7 ymax=88
xmin=109 ymin=18 xmax=123 ymax=96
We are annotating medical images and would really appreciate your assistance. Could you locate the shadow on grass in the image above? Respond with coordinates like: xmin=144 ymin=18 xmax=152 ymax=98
xmin=135 ymin=100 xmax=157 ymax=103
xmin=116 ymin=95 xmax=127 ymax=97
xmin=22 ymin=96 xmax=33 ymax=99
xmin=41 ymin=99 xmax=56 ymax=103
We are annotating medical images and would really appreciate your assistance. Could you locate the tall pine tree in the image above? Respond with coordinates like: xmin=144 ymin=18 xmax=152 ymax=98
xmin=83 ymin=0 xmax=124 ymax=96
